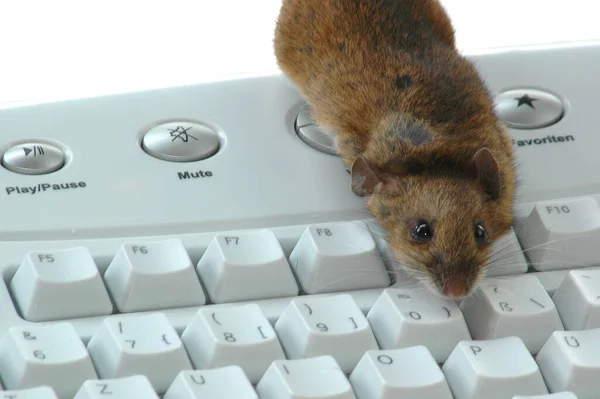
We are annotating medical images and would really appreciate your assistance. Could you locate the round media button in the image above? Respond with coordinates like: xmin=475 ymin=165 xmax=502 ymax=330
xmin=2 ymin=142 xmax=65 ymax=175
xmin=494 ymin=88 xmax=564 ymax=129
xmin=142 ymin=121 xmax=220 ymax=162
xmin=294 ymin=105 xmax=337 ymax=156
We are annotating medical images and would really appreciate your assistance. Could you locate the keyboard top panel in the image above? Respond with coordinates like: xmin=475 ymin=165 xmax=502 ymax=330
xmin=0 ymin=41 xmax=599 ymax=240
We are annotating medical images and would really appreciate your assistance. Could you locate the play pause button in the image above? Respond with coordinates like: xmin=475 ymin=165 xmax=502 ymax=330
xmin=2 ymin=142 xmax=65 ymax=175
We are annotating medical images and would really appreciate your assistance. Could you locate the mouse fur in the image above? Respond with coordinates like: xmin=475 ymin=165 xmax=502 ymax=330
xmin=274 ymin=0 xmax=517 ymax=299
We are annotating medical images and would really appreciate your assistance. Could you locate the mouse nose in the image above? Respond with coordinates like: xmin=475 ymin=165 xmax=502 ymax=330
xmin=442 ymin=275 xmax=467 ymax=298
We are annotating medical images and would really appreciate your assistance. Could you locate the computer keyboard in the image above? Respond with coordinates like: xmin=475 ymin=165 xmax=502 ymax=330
xmin=0 ymin=39 xmax=599 ymax=398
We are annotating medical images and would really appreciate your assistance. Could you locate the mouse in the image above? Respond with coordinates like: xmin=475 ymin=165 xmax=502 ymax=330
xmin=273 ymin=0 xmax=517 ymax=299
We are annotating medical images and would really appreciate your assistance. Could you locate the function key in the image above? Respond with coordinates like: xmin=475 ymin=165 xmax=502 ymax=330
xmin=196 ymin=230 xmax=298 ymax=303
xmin=289 ymin=221 xmax=391 ymax=294
xmin=104 ymin=239 xmax=206 ymax=312
xmin=142 ymin=120 xmax=220 ymax=162
xmin=494 ymin=88 xmax=564 ymax=129
xmin=2 ymin=141 xmax=65 ymax=175
xmin=516 ymin=197 xmax=600 ymax=271
xmin=10 ymin=247 xmax=113 ymax=321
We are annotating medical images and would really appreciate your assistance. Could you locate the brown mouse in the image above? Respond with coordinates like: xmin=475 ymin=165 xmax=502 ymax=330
xmin=273 ymin=0 xmax=517 ymax=299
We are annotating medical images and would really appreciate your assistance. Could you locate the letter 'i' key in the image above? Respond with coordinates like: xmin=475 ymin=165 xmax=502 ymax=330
xmin=164 ymin=367 xmax=258 ymax=399
xmin=74 ymin=375 xmax=159 ymax=399
xmin=256 ymin=356 xmax=355 ymax=399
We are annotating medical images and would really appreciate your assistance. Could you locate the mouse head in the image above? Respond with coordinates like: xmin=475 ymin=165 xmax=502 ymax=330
xmin=351 ymin=146 xmax=514 ymax=300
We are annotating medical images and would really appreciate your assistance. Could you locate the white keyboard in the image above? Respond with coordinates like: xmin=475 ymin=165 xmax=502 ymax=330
xmin=0 ymin=40 xmax=599 ymax=399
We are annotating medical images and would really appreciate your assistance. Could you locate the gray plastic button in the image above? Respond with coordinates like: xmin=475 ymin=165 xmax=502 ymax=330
xmin=142 ymin=121 xmax=220 ymax=162
xmin=295 ymin=105 xmax=337 ymax=155
xmin=296 ymin=104 xmax=316 ymax=127
xmin=297 ymin=124 xmax=337 ymax=155
xmin=494 ymin=88 xmax=564 ymax=129
xmin=2 ymin=142 xmax=65 ymax=175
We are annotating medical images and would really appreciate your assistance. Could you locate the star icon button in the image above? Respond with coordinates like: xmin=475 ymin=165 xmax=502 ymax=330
xmin=515 ymin=94 xmax=537 ymax=109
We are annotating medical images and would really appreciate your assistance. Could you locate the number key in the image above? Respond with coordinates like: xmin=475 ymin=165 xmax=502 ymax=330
xmin=275 ymin=294 xmax=379 ymax=373
xmin=367 ymin=288 xmax=471 ymax=362
xmin=87 ymin=313 xmax=192 ymax=394
xmin=0 ymin=323 xmax=97 ymax=398
xmin=181 ymin=304 xmax=286 ymax=384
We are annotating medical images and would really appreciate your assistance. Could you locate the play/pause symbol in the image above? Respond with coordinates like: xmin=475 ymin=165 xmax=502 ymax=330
xmin=23 ymin=145 xmax=45 ymax=157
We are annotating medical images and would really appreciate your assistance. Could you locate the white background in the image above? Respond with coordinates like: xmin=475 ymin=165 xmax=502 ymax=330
xmin=0 ymin=0 xmax=598 ymax=106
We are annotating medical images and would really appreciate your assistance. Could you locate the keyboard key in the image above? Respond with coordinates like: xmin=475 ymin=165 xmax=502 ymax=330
xmin=87 ymin=312 xmax=192 ymax=394
xmin=486 ymin=229 xmax=529 ymax=276
xmin=104 ymin=239 xmax=206 ymax=312
xmin=367 ymin=288 xmax=471 ymax=362
xmin=164 ymin=367 xmax=258 ymax=399
xmin=288 ymin=221 xmax=390 ymax=294
xmin=536 ymin=328 xmax=600 ymax=398
xmin=512 ymin=394 xmax=578 ymax=399
xmin=349 ymin=346 xmax=453 ymax=399
xmin=9 ymin=247 xmax=113 ymax=321
xmin=275 ymin=294 xmax=378 ymax=373
xmin=442 ymin=337 xmax=548 ymax=399
xmin=516 ymin=197 xmax=600 ymax=271
xmin=256 ymin=356 xmax=355 ymax=399
xmin=196 ymin=230 xmax=298 ymax=303
xmin=74 ymin=375 xmax=159 ymax=399
xmin=552 ymin=269 xmax=600 ymax=330
xmin=460 ymin=275 xmax=564 ymax=353
xmin=181 ymin=304 xmax=285 ymax=383
xmin=0 ymin=323 xmax=97 ymax=398
xmin=0 ymin=387 xmax=59 ymax=398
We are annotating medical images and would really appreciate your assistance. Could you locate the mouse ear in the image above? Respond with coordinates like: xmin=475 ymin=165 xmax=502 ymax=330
xmin=350 ymin=156 xmax=383 ymax=197
xmin=472 ymin=148 xmax=502 ymax=200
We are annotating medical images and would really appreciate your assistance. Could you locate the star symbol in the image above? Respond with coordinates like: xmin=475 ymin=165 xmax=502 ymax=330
xmin=515 ymin=94 xmax=537 ymax=109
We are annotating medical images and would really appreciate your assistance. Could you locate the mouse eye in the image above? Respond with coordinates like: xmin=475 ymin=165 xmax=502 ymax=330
xmin=411 ymin=221 xmax=433 ymax=242
xmin=474 ymin=223 xmax=487 ymax=244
